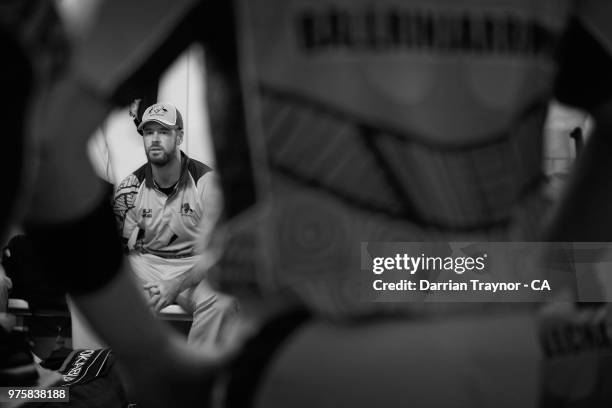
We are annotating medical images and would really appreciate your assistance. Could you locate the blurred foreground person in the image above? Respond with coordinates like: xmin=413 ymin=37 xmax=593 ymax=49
xmin=201 ymin=1 xmax=612 ymax=407
xmin=0 ymin=2 xmax=231 ymax=407
xmin=3 ymin=0 xmax=612 ymax=407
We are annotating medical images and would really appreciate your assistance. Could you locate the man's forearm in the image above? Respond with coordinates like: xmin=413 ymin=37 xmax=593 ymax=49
xmin=176 ymin=264 xmax=209 ymax=293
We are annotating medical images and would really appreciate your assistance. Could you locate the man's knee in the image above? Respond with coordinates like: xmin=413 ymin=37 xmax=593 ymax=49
xmin=188 ymin=294 xmax=238 ymax=347
xmin=191 ymin=293 xmax=237 ymax=322
xmin=216 ymin=295 xmax=239 ymax=316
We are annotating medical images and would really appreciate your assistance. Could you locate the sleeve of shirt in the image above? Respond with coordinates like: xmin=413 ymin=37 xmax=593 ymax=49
xmin=196 ymin=171 xmax=224 ymax=250
xmin=112 ymin=175 xmax=141 ymax=249
xmin=554 ymin=1 xmax=612 ymax=111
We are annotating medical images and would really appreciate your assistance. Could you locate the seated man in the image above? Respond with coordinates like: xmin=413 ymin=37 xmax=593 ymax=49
xmin=112 ymin=102 xmax=237 ymax=349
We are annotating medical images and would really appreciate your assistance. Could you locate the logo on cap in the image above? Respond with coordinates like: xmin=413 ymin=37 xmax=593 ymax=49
xmin=149 ymin=106 xmax=168 ymax=116
xmin=138 ymin=103 xmax=183 ymax=131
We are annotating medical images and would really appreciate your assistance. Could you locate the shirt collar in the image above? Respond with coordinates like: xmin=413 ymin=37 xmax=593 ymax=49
xmin=145 ymin=151 xmax=190 ymax=193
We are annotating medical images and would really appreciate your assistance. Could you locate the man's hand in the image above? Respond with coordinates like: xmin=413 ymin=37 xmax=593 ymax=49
xmin=144 ymin=278 xmax=183 ymax=312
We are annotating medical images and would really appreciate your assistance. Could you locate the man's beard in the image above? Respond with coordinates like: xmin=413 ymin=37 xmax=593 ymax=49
xmin=147 ymin=149 xmax=172 ymax=166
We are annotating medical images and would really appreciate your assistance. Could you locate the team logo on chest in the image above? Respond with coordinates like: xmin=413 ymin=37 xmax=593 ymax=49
xmin=181 ymin=202 xmax=195 ymax=216
xmin=142 ymin=208 xmax=152 ymax=218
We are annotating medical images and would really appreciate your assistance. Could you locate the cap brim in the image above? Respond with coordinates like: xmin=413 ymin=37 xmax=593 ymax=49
xmin=137 ymin=119 xmax=180 ymax=131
